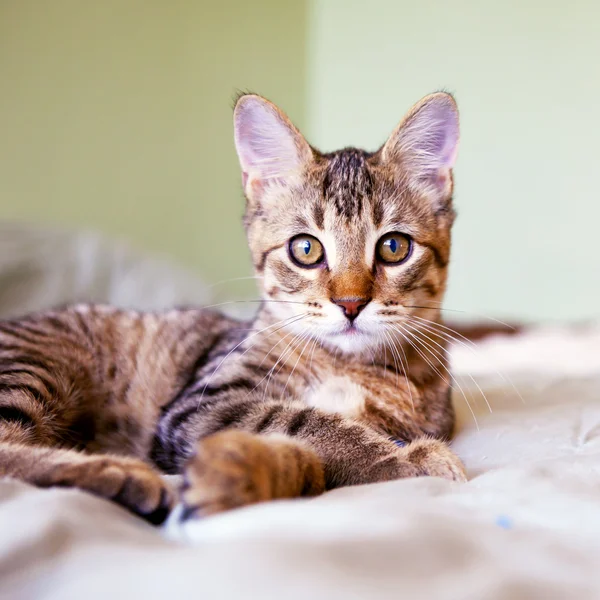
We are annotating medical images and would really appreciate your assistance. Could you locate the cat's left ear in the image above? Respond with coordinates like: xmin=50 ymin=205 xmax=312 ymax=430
xmin=233 ymin=94 xmax=313 ymax=203
xmin=381 ymin=93 xmax=459 ymax=200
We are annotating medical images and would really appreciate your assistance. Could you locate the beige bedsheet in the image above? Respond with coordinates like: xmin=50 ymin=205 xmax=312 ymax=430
xmin=1 ymin=225 xmax=600 ymax=599
xmin=0 ymin=325 xmax=599 ymax=600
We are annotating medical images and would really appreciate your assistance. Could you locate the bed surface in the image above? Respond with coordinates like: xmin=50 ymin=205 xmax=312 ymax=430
xmin=1 ymin=226 xmax=599 ymax=599
xmin=2 ymin=325 xmax=599 ymax=600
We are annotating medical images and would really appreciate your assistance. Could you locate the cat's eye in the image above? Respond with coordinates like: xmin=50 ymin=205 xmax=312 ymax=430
xmin=289 ymin=235 xmax=324 ymax=267
xmin=376 ymin=232 xmax=412 ymax=264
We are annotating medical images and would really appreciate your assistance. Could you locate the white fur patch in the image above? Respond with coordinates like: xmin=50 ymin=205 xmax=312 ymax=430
xmin=304 ymin=375 xmax=366 ymax=417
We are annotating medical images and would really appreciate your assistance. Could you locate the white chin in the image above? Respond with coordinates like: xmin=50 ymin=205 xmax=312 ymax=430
xmin=324 ymin=330 xmax=377 ymax=355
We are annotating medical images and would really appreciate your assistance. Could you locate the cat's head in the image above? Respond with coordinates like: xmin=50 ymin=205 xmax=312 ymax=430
xmin=233 ymin=92 xmax=459 ymax=355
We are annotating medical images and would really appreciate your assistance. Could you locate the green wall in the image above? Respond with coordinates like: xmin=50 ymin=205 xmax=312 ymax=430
xmin=2 ymin=1 xmax=599 ymax=320
xmin=307 ymin=0 xmax=600 ymax=321
xmin=0 ymin=1 xmax=307 ymax=300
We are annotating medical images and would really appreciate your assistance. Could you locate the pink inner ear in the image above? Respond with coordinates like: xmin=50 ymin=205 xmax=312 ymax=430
xmin=399 ymin=96 xmax=459 ymax=177
xmin=431 ymin=105 xmax=459 ymax=171
xmin=234 ymin=97 xmax=303 ymax=185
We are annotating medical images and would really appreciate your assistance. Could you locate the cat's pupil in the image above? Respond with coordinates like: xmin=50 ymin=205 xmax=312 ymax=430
xmin=389 ymin=239 xmax=398 ymax=254
xmin=303 ymin=241 xmax=311 ymax=255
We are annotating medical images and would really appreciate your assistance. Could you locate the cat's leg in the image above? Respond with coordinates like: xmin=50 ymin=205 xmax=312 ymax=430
xmin=179 ymin=400 xmax=465 ymax=518
xmin=181 ymin=430 xmax=324 ymax=518
xmin=0 ymin=440 xmax=173 ymax=524
xmin=0 ymin=384 xmax=174 ymax=523
xmin=0 ymin=311 xmax=178 ymax=523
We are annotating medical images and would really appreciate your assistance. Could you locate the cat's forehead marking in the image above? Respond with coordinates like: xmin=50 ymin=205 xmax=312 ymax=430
xmin=320 ymin=206 xmax=371 ymax=271
xmin=322 ymin=149 xmax=373 ymax=220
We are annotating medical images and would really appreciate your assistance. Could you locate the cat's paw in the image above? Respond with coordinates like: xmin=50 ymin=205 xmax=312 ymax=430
xmin=40 ymin=456 xmax=174 ymax=524
xmin=180 ymin=430 xmax=324 ymax=520
xmin=401 ymin=438 xmax=467 ymax=483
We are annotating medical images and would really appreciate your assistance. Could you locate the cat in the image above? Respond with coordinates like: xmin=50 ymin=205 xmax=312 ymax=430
xmin=0 ymin=92 xmax=465 ymax=524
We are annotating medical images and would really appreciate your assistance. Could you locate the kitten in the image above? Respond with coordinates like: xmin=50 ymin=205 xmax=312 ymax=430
xmin=0 ymin=92 xmax=465 ymax=523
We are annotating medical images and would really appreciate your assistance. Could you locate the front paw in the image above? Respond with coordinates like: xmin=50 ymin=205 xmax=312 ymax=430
xmin=401 ymin=439 xmax=467 ymax=483
xmin=181 ymin=430 xmax=273 ymax=519
xmin=181 ymin=431 xmax=325 ymax=520
xmin=41 ymin=456 xmax=174 ymax=524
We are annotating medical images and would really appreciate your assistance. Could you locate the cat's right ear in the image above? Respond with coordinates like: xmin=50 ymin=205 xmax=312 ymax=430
xmin=233 ymin=94 xmax=312 ymax=203
xmin=381 ymin=93 xmax=459 ymax=202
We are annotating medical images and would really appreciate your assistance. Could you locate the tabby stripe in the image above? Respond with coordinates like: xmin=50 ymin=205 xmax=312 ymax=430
xmin=184 ymin=378 xmax=256 ymax=401
xmin=371 ymin=198 xmax=384 ymax=228
xmin=206 ymin=400 xmax=254 ymax=434
xmin=159 ymin=337 xmax=224 ymax=414
xmin=421 ymin=242 xmax=448 ymax=268
xmin=257 ymin=243 xmax=284 ymax=272
xmin=203 ymin=346 xmax=245 ymax=364
xmin=149 ymin=435 xmax=176 ymax=474
xmin=0 ymin=368 xmax=49 ymax=380
xmin=404 ymin=281 xmax=438 ymax=296
xmin=244 ymin=362 xmax=272 ymax=377
xmin=286 ymin=408 xmax=313 ymax=436
xmin=168 ymin=405 xmax=208 ymax=434
xmin=0 ymin=371 xmax=58 ymax=398
xmin=0 ymin=382 xmax=45 ymax=403
xmin=44 ymin=316 xmax=73 ymax=335
xmin=164 ymin=378 xmax=257 ymax=438
xmin=254 ymin=404 xmax=284 ymax=432
xmin=74 ymin=311 xmax=95 ymax=343
xmin=11 ymin=321 xmax=54 ymax=339
xmin=0 ymin=324 xmax=41 ymax=345
xmin=0 ymin=345 xmax=30 ymax=355
xmin=0 ymin=358 xmax=59 ymax=396
xmin=0 ymin=355 xmax=55 ymax=372
xmin=0 ymin=406 xmax=35 ymax=427
xmin=313 ymin=202 xmax=325 ymax=229
xmin=153 ymin=395 xmax=229 ymax=473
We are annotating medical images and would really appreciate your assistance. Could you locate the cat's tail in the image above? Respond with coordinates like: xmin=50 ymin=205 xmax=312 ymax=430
xmin=180 ymin=430 xmax=325 ymax=519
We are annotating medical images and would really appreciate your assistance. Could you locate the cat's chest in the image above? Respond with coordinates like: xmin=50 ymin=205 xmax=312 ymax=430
xmin=302 ymin=375 xmax=368 ymax=417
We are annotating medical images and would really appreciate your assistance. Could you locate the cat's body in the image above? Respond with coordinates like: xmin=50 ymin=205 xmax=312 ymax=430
xmin=0 ymin=93 xmax=466 ymax=523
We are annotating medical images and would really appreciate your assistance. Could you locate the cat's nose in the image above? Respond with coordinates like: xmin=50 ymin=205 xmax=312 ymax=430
xmin=331 ymin=297 xmax=371 ymax=321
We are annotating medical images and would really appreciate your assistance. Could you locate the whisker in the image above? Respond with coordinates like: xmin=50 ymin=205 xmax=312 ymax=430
xmin=403 ymin=321 xmax=493 ymax=414
xmin=407 ymin=315 xmax=525 ymax=405
xmin=245 ymin=327 xmax=299 ymax=397
xmin=207 ymin=275 xmax=263 ymax=289
xmin=266 ymin=330 xmax=313 ymax=399
xmin=409 ymin=314 xmax=477 ymax=349
xmin=199 ymin=299 xmax=309 ymax=311
xmin=383 ymin=329 xmax=414 ymax=413
xmin=391 ymin=330 xmax=416 ymax=414
xmin=402 ymin=324 xmax=483 ymax=423
xmin=402 ymin=304 xmax=517 ymax=332
xmin=308 ymin=335 xmax=321 ymax=383
xmin=196 ymin=313 xmax=308 ymax=406
xmin=377 ymin=331 xmax=387 ymax=378
xmin=390 ymin=323 xmax=479 ymax=430
xmin=261 ymin=329 xmax=308 ymax=402
xmin=381 ymin=329 xmax=401 ymax=390
xmin=281 ymin=332 xmax=314 ymax=398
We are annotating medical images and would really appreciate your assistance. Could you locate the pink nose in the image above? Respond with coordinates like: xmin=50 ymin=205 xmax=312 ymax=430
xmin=331 ymin=297 xmax=370 ymax=321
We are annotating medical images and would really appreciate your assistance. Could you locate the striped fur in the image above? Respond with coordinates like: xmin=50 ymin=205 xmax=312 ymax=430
xmin=0 ymin=93 xmax=465 ymax=523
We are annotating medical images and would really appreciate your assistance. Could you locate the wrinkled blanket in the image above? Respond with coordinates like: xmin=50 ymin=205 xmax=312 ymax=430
xmin=2 ymin=324 xmax=600 ymax=600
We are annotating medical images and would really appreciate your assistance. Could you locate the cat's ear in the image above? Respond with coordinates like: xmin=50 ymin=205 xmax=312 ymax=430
xmin=381 ymin=93 xmax=459 ymax=200
xmin=233 ymin=94 xmax=312 ymax=202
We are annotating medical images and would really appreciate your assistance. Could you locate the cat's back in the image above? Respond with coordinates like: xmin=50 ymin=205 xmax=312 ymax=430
xmin=0 ymin=303 xmax=246 ymax=455
xmin=0 ymin=302 xmax=243 ymax=409
xmin=1 ymin=301 xmax=237 ymax=350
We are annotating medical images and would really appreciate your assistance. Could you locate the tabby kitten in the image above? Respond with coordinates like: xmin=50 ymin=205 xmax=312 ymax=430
xmin=0 ymin=92 xmax=465 ymax=524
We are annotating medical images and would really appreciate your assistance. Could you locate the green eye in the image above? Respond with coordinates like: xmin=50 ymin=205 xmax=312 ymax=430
xmin=376 ymin=232 xmax=412 ymax=264
xmin=289 ymin=235 xmax=324 ymax=267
